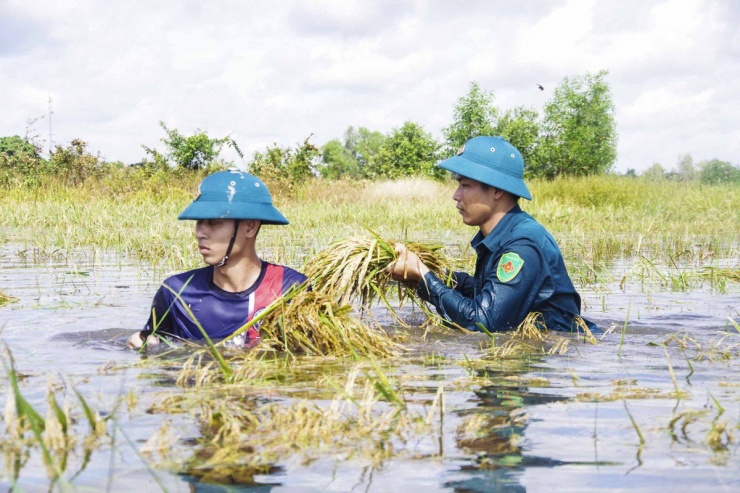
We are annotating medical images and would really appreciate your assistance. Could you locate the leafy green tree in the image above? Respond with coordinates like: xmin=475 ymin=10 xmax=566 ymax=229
xmin=494 ymin=106 xmax=540 ymax=172
xmin=345 ymin=126 xmax=386 ymax=178
xmin=371 ymin=122 xmax=441 ymax=179
xmin=0 ymin=135 xmax=46 ymax=183
xmin=533 ymin=70 xmax=617 ymax=178
xmin=319 ymin=126 xmax=386 ymax=179
xmin=0 ymin=135 xmax=39 ymax=160
xmin=319 ymin=139 xmax=358 ymax=179
xmin=642 ymin=162 xmax=666 ymax=181
xmin=443 ymin=82 xmax=498 ymax=156
xmin=698 ymin=159 xmax=740 ymax=184
xmin=249 ymin=136 xmax=319 ymax=185
xmin=143 ymin=121 xmax=237 ymax=170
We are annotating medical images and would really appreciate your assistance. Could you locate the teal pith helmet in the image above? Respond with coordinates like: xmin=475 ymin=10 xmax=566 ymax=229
xmin=437 ymin=136 xmax=532 ymax=200
xmin=178 ymin=169 xmax=289 ymax=225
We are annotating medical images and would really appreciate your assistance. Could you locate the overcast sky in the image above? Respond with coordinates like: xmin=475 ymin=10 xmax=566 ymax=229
xmin=2 ymin=0 xmax=738 ymax=173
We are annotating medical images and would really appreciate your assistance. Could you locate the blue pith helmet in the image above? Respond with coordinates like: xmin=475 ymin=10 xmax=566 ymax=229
xmin=438 ymin=136 xmax=532 ymax=200
xmin=178 ymin=170 xmax=289 ymax=225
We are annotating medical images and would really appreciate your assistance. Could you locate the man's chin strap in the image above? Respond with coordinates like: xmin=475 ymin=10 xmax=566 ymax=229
xmin=216 ymin=219 xmax=241 ymax=267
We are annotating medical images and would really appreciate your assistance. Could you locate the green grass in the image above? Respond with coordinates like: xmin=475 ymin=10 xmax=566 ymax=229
xmin=1 ymin=174 xmax=738 ymax=276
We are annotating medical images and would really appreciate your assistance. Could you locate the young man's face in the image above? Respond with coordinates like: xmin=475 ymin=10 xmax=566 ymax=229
xmin=195 ymin=219 xmax=238 ymax=265
xmin=452 ymin=176 xmax=498 ymax=231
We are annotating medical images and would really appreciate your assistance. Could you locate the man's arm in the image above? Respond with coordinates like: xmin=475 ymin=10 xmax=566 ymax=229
xmin=417 ymin=243 xmax=549 ymax=332
xmin=127 ymin=285 xmax=173 ymax=349
xmin=450 ymin=271 xmax=475 ymax=297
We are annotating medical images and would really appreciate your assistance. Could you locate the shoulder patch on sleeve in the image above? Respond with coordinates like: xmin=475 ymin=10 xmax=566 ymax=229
xmin=497 ymin=252 xmax=524 ymax=282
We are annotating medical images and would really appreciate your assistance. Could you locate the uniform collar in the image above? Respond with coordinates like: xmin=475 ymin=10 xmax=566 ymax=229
xmin=470 ymin=204 xmax=523 ymax=253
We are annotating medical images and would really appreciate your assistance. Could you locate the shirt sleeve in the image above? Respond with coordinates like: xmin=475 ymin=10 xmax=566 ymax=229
xmin=451 ymin=271 xmax=475 ymax=297
xmin=417 ymin=242 xmax=550 ymax=332
xmin=143 ymin=284 xmax=176 ymax=335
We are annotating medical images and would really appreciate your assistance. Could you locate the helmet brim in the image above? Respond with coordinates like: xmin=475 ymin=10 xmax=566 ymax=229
xmin=178 ymin=201 xmax=289 ymax=225
xmin=438 ymin=156 xmax=532 ymax=200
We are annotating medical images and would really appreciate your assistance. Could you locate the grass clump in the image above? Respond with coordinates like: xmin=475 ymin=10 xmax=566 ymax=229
xmin=1 ymin=349 xmax=110 ymax=487
xmin=480 ymin=313 xmax=597 ymax=360
xmin=0 ymin=289 xmax=18 ymax=306
xmin=148 ymin=367 xmax=433 ymax=484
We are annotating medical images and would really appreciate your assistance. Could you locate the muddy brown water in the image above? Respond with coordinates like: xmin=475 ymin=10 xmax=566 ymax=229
xmin=1 ymin=243 xmax=739 ymax=492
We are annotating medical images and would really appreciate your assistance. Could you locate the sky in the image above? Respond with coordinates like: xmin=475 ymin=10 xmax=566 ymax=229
xmin=1 ymin=0 xmax=739 ymax=173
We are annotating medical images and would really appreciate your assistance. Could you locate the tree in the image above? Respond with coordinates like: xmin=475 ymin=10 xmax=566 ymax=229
xmin=318 ymin=126 xmax=385 ymax=179
xmin=371 ymin=122 xmax=441 ymax=179
xmin=673 ymin=153 xmax=697 ymax=182
xmin=319 ymin=139 xmax=358 ymax=179
xmin=698 ymin=159 xmax=740 ymax=184
xmin=533 ymin=70 xmax=617 ymax=178
xmin=249 ymin=136 xmax=319 ymax=185
xmin=344 ymin=126 xmax=386 ymax=178
xmin=0 ymin=135 xmax=39 ymax=160
xmin=48 ymin=139 xmax=102 ymax=186
xmin=443 ymin=82 xmax=498 ymax=156
xmin=494 ymin=106 xmax=540 ymax=172
xmin=143 ymin=121 xmax=236 ymax=170
xmin=642 ymin=162 xmax=666 ymax=181
xmin=0 ymin=135 xmax=46 ymax=185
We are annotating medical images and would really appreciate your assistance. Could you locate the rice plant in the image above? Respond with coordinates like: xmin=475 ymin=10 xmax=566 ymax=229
xmin=1 ymin=348 xmax=110 ymax=488
xmin=223 ymin=287 xmax=402 ymax=358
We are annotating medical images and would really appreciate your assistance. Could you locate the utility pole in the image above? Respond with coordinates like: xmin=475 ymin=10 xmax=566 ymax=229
xmin=48 ymin=94 xmax=54 ymax=157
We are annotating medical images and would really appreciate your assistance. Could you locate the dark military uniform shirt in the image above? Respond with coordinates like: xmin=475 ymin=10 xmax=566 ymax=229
xmin=418 ymin=205 xmax=597 ymax=333
xmin=144 ymin=262 xmax=307 ymax=343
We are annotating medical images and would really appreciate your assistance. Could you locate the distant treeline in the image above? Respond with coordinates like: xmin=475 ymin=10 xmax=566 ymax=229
xmin=1 ymin=70 xmax=738 ymax=187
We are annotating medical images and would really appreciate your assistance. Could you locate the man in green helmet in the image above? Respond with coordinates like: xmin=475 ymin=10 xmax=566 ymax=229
xmin=128 ymin=169 xmax=307 ymax=349
xmin=388 ymin=136 xmax=597 ymax=334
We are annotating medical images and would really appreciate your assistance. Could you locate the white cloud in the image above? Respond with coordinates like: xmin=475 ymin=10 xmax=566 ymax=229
xmin=0 ymin=0 xmax=738 ymax=171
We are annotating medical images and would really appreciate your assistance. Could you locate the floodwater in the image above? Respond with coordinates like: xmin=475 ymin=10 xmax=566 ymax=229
xmin=1 ymin=243 xmax=739 ymax=492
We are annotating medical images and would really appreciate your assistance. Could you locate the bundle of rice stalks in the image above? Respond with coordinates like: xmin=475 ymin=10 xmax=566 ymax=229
xmin=220 ymin=288 xmax=402 ymax=358
xmin=303 ymin=232 xmax=453 ymax=309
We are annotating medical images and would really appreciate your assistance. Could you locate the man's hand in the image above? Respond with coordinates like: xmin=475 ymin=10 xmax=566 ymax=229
xmin=386 ymin=243 xmax=430 ymax=283
xmin=127 ymin=331 xmax=160 ymax=349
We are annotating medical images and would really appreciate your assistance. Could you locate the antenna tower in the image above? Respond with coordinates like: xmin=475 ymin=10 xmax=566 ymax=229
xmin=48 ymin=94 xmax=54 ymax=157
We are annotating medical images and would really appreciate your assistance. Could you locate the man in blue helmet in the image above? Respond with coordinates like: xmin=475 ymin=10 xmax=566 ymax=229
xmin=128 ymin=169 xmax=307 ymax=349
xmin=388 ymin=136 xmax=597 ymax=334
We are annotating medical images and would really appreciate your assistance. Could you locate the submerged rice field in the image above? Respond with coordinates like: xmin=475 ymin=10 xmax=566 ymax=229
xmin=1 ymin=176 xmax=739 ymax=492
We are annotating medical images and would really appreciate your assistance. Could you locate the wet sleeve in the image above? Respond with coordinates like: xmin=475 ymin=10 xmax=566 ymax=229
xmin=143 ymin=285 xmax=175 ymax=335
xmin=417 ymin=242 xmax=549 ymax=332
xmin=451 ymin=271 xmax=475 ymax=297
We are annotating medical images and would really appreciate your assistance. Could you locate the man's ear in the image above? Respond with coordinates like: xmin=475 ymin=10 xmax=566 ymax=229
xmin=242 ymin=220 xmax=261 ymax=238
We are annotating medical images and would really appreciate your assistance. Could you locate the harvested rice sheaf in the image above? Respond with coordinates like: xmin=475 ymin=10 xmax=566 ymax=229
xmin=255 ymin=289 xmax=402 ymax=357
xmin=302 ymin=235 xmax=453 ymax=308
